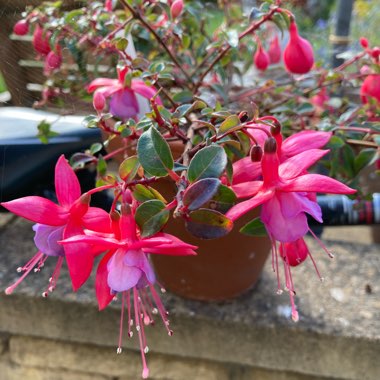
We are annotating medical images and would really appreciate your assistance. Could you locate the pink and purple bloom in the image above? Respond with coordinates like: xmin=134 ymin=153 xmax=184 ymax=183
xmin=61 ymin=204 xmax=197 ymax=379
xmin=88 ymin=67 xmax=162 ymax=120
xmin=1 ymin=155 xmax=111 ymax=295
xmin=227 ymin=136 xmax=356 ymax=321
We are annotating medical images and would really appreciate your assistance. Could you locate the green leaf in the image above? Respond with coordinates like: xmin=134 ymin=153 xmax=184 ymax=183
xmin=135 ymin=200 xmax=169 ymax=237
xmin=137 ymin=127 xmax=174 ymax=177
xmin=183 ymin=178 xmax=221 ymax=211
xmin=219 ymin=114 xmax=240 ymax=134
xmin=119 ymin=156 xmax=140 ymax=182
xmin=173 ymin=90 xmax=193 ymax=103
xmin=90 ymin=143 xmax=103 ymax=155
xmin=354 ymin=149 xmax=377 ymax=175
xmin=187 ymin=145 xmax=227 ymax=183
xmin=226 ymin=29 xmax=239 ymax=48
xmin=240 ymin=217 xmax=267 ymax=237
xmin=64 ymin=9 xmax=84 ymax=24
xmin=206 ymin=185 xmax=237 ymax=213
xmin=295 ymin=103 xmax=314 ymax=115
xmin=185 ymin=209 xmax=233 ymax=239
xmin=36 ymin=120 xmax=59 ymax=144
xmin=328 ymin=136 xmax=345 ymax=149
xmin=132 ymin=184 xmax=166 ymax=203
xmin=96 ymin=155 xmax=107 ymax=177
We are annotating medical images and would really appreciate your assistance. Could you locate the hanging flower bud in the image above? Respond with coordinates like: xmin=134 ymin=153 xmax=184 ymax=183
xmin=268 ymin=35 xmax=281 ymax=64
xmin=105 ymin=0 xmax=113 ymax=11
xmin=250 ymin=145 xmax=263 ymax=162
xmin=46 ymin=50 xmax=62 ymax=70
xmin=93 ymin=91 xmax=106 ymax=112
xmin=33 ymin=25 xmax=51 ymax=56
xmin=371 ymin=47 xmax=380 ymax=61
xmin=254 ymin=41 xmax=269 ymax=71
xmin=171 ymin=0 xmax=184 ymax=19
xmin=360 ymin=37 xmax=369 ymax=49
xmin=13 ymin=19 xmax=29 ymax=36
xmin=264 ymin=137 xmax=277 ymax=153
xmin=283 ymin=21 xmax=314 ymax=74
xmin=360 ymin=74 xmax=380 ymax=104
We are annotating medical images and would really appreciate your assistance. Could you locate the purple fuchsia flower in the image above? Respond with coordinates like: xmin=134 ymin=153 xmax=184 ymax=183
xmin=1 ymin=155 xmax=111 ymax=295
xmin=61 ymin=204 xmax=197 ymax=379
xmin=227 ymin=137 xmax=356 ymax=321
xmin=88 ymin=66 xmax=162 ymax=120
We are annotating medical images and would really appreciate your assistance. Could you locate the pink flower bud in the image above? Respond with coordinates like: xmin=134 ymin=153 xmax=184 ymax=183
xmin=250 ymin=145 xmax=263 ymax=162
xmin=360 ymin=74 xmax=380 ymax=104
xmin=105 ymin=0 xmax=113 ymax=11
xmin=268 ymin=35 xmax=281 ymax=64
xmin=371 ymin=47 xmax=380 ymax=60
xmin=171 ymin=0 xmax=184 ymax=19
xmin=254 ymin=41 xmax=269 ymax=71
xmin=13 ymin=19 xmax=29 ymax=36
xmin=33 ymin=25 xmax=51 ymax=56
xmin=93 ymin=91 xmax=106 ymax=112
xmin=360 ymin=37 xmax=369 ymax=49
xmin=360 ymin=65 xmax=371 ymax=75
xmin=46 ymin=50 xmax=62 ymax=70
xmin=283 ymin=21 xmax=314 ymax=74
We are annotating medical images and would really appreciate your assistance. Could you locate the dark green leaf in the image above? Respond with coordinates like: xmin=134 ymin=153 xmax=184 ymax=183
xmin=183 ymin=178 xmax=221 ymax=211
xmin=186 ymin=209 xmax=233 ymax=239
xmin=90 ymin=143 xmax=103 ymax=155
xmin=219 ymin=114 xmax=240 ymax=134
xmin=206 ymin=185 xmax=237 ymax=213
xmin=240 ymin=217 xmax=267 ymax=237
xmin=354 ymin=149 xmax=376 ymax=175
xmin=328 ymin=136 xmax=345 ymax=148
xmin=187 ymin=145 xmax=227 ymax=183
xmin=173 ymin=90 xmax=193 ymax=103
xmin=135 ymin=199 xmax=169 ymax=237
xmin=137 ymin=127 xmax=174 ymax=177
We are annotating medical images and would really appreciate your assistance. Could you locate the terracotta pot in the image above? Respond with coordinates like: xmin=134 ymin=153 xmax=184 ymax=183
xmin=103 ymin=132 xmax=271 ymax=301
xmin=153 ymin=178 xmax=271 ymax=301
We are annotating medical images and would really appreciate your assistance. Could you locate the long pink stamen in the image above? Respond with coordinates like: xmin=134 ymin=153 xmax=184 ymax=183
xmin=6 ymin=252 xmax=44 ymax=295
xmin=117 ymin=292 xmax=126 ymax=354
xmin=273 ymin=239 xmax=282 ymax=294
xmin=283 ymin=258 xmax=299 ymax=322
xmin=127 ymin=291 xmax=133 ymax=338
xmin=307 ymin=251 xmax=324 ymax=281
xmin=308 ymin=228 xmax=334 ymax=258
xmin=133 ymin=288 xmax=149 ymax=379
xmin=149 ymin=285 xmax=172 ymax=335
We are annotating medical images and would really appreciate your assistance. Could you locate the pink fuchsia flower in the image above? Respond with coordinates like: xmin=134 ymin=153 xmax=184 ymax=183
xmin=1 ymin=155 xmax=111 ymax=295
xmin=254 ymin=41 xmax=270 ymax=71
xmin=13 ymin=19 xmax=29 ymax=36
xmin=232 ymin=128 xmax=332 ymax=185
xmin=61 ymin=205 xmax=197 ymax=379
xmin=33 ymin=25 xmax=51 ymax=56
xmin=88 ymin=67 xmax=162 ymax=120
xmin=283 ymin=21 xmax=314 ymax=74
xmin=360 ymin=74 xmax=380 ymax=104
xmin=170 ymin=0 xmax=184 ymax=19
xmin=227 ymin=138 xmax=355 ymax=321
xmin=44 ymin=48 xmax=63 ymax=75
xmin=268 ymin=35 xmax=281 ymax=64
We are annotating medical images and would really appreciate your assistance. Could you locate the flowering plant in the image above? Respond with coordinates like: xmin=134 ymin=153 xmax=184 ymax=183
xmin=5 ymin=0 xmax=380 ymax=378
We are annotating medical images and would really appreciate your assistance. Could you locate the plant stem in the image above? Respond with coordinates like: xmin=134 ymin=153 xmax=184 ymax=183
xmin=193 ymin=6 xmax=280 ymax=91
xmin=119 ymin=0 xmax=193 ymax=89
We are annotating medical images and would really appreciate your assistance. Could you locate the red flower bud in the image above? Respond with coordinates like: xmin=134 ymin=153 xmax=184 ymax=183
xmin=93 ymin=91 xmax=106 ymax=112
xmin=250 ymin=145 xmax=263 ymax=162
xmin=33 ymin=25 xmax=51 ymax=56
xmin=105 ymin=0 xmax=113 ymax=11
xmin=371 ymin=47 xmax=380 ymax=60
xmin=254 ymin=41 xmax=269 ymax=71
xmin=268 ymin=35 xmax=281 ymax=64
xmin=13 ymin=19 xmax=29 ymax=36
xmin=360 ymin=74 xmax=380 ymax=104
xmin=171 ymin=0 xmax=184 ymax=19
xmin=360 ymin=37 xmax=369 ymax=49
xmin=283 ymin=21 xmax=314 ymax=74
xmin=264 ymin=137 xmax=277 ymax=153
xmin=46 ymin=50 xmax=62 ymax=70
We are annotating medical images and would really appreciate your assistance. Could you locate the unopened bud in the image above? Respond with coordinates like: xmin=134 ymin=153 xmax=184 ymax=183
xmin=46 ymin=50 xmax=62 ymax=70
xmin=13 ymin=19 xmax=29 ymax=36
xmin=250 ymin=145 xmax=263 ymax=162
xmin=371 ymin=47 xmax=380 ymax=60
xmin=93 ymin=91 xmax=106 ymax=112
xmin=264 ymin=137 xmax=277 ymax=153
xmin=238 ymin=111 xmax=249 ymax=123
xmin=270 ymin=121 xmax=281 ymax=135
xmin=360 ymin=37 xmax=369 ymax=49
xmin=170 ymin=0 xmax=184 ymax=19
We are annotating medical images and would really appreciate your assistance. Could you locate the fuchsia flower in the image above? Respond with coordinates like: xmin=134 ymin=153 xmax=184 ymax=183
xmin=254 ymin=41 xmax=270 ymax=71
xmin=283 ymin=21 xmax=314 ymax=74
xmin=360 ymin=74 xmax=380 ymax=104
xmin=88 ymin=67 xmax=162 ymax=120
xmin=170 ymin=0 xmax=184 ymax=19
xmin=33 ymin=25 xmax=51 ymax=56
xmin=13 ymin=19 xmax=29 ymax=36
xmin=227 ymin=137 xmax=355 ymax=321
xmin=233 ymin=127 xmax=332 ymax=184
xmin=268 ymin=35 xmax=281 ymax=64
xmin=1 ymin=155 xmax=110 ymax=295
xmin=61 ymin=205 xmax=197 ymax=379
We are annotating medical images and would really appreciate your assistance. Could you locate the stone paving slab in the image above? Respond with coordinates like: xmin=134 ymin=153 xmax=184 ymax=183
xmin=0 ymin=217 xmax=379 ymax=380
